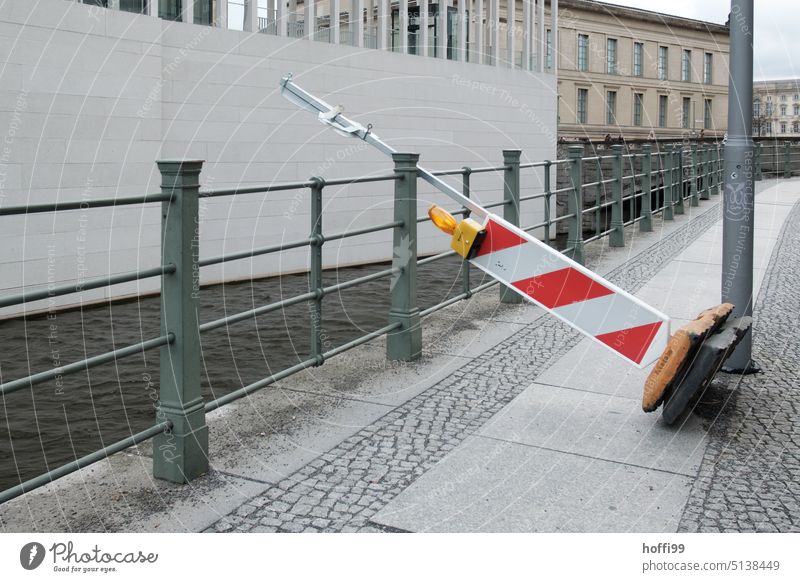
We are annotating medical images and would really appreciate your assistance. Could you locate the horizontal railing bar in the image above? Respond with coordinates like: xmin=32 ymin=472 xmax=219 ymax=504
xmin=321 ymin=322 xmax=402 ymax=360
xmin=551 ymin=213 xmax=575 ymax=225
xmin=483 ymin=200 xmax=508 ymax=210
xmin=322 ymin=266 xmax=399 ymax=295
xmin=519 ymin=192 xmax=547 ymax=202
xmin=0 ymin=421 xmax=171 ymax=504
xmin=0 ymin=264 xmax=175 ymax=309
xmin=418 ymin=249 xmax=457 ymax=266
xmin=522 ymin=220 xmax=549 ymax=233
xmin=325 ymin=220 xmax=405 ymax=242
xmin=0 ymin=334 xmax=174 ymax=397
xmin=0 ymin=193 xmax=171 ymax=216
xmin=551 ymin=186 xmax=573 ymax=195
xmin=200 ymin=291 xmax=316 ymax=333
xmin=417 ymin=208 xmax=467 ymax=223
xmin=420 ymin=280 xmax=499 ymax=317
xmin=205 ymin=357 xmax=318 ymax=412
xmin=200 ymin=238 xmax=312 ymax=267
xmin=322 ymin=174 xmax=401 ymax=187
xmin=200 ymin=173 xmax=400 ymax=198
xmin=520 ymin=161 xmax=550 ymax=169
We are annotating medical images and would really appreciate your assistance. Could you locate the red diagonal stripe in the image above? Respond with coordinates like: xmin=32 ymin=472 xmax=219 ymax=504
xmin=512 ymin=267 xmax=615 ymax=309
xmin=473 ymin=219 xmax=527 ymax=257
xmin=595 ymin=321 xmax=663 ymax=365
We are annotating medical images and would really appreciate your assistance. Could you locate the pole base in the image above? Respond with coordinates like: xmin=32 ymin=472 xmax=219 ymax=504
xmin=720 ymin=361 xmax=761 ymax=375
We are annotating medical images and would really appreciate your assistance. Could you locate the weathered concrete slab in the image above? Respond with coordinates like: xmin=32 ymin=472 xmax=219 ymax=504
xmin=479 ymin=384 xmax=707 ymax=476
xmin=370 ymin=436 xmax=693 ymax=532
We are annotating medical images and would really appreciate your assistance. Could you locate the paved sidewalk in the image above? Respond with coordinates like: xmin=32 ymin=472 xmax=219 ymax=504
xmin=198 ymin=179 xmax=800 ymax=533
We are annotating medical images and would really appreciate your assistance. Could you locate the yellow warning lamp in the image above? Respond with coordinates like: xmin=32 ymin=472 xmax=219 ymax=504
xmin=427 ymin=205 xmax=487 ymax=260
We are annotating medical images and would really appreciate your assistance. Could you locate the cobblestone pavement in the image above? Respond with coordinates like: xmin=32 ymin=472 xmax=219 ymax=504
xmin=208 ymin=204 xmax=723 ymax=533
xmin=679 ymin=201 xmax=800 ymax=533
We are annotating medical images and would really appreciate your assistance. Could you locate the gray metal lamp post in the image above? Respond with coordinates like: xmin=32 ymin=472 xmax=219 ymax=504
xmin=721 ymin=0 xmax=757 ymax=372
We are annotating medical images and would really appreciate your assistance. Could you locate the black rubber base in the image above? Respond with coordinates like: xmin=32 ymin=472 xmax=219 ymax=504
xmin=661 ymin=317 xmax=753 ymax=425
xmin=720 ymin=361 xmax=762 ymax=375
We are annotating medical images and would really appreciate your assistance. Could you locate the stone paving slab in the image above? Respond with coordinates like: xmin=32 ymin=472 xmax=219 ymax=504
xmin=370 ymin=436 xmax=693 ymax=532
xmin=478 ymin=383 xmax=707 ymax=477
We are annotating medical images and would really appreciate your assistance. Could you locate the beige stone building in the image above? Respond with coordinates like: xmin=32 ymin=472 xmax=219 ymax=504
xmin=556 ymin=0 xmax=730 ymax=140
xmin=753 ymin=79 xmax=800 ymax=137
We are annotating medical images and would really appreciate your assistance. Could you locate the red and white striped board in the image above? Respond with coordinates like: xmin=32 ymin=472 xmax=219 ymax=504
xmin=470 ymin=214 xmax=670 ymax=368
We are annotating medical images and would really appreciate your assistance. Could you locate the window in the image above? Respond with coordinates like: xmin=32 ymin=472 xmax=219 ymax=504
xmin=766 ymin=122 xmax=772 ymax=135
xmin=794 ymin=122 xmax=799 ymax=133
xmin=546 ymin=29 xmax=553 ymax=69
xmin=704 ymin=99 xmax=713 ymax=129
xmin=704 ymin=53 xmax=713 ymax=84
xmin=682 ymin=97 xmax=691 ymax=128
xmin=120 ymin=0 xmax=146 ymax=12
xmin=606 ymin=91 xmax=617 ymax=125
xmin=633 ymin=43 xmax=643 ymax=77
xmin=781 ymin=105 xmax=787 ymax=116
xmin=577 ymin=89 xmax=588 ymax=124
xmin=659 ymin=95 xmax=668 ymax=127
xmin=781 ymin=94 xmax=787 ymax=101
xmin=158 ymin=0 xmax=181 ymax=20
xmin=795 ymin=94 xmax=799 ymax=101
xmin=607 ymin=38 xmax=618 ymax=74
xmin=781 ymin=122 xmax=787 ymax=133
xmin=682 ymin=50 xmax=692 ymax=82
xmin=658 ymin=46 xmax=668 ymax=80
xmin=754 ymin=99 xmax=761 ymax=116
xmin=577 ymin=34 xmax=589 ymax=71
xmin=795 ymin=104 xmax=800 ymax=116
xmin=766 ymin=102 xmax=773 ymax=116
xmin=633 ymin=93 xmax=644 ymax=126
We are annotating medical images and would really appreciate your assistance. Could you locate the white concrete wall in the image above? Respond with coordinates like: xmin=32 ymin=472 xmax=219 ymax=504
xmin=0 ymin=0 xmax=556 ymax=318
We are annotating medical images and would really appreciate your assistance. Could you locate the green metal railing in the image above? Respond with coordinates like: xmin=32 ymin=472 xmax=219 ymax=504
xmin=0 ymin=139 xmax=797 ymax=503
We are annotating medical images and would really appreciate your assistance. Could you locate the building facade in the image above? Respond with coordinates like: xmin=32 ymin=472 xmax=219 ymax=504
xmin=753 ymin=79 xmax=800 ymax=137
xmin=556 ymin=0 xmax=729 ymax=140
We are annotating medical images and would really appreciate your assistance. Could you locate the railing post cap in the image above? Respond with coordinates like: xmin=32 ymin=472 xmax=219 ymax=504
xmin=611 ymin=144 xmax=624 ymax=153
xmin=156 ymin=160 xmax=204 ymax=173
xmin=502 ymin=149 xmax=522 ymax=161
xmin=568 ymin=144 xmax=584 ymax=157
xmin=641 ymin=143 xmax=652 ymax=152
xmin=391 ymin=152 xmax=420 ymax=163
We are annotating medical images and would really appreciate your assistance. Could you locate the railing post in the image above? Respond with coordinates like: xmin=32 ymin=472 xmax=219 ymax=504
xmin=663 ymin=144 xmax=674 ymax=220
xmin=567 ymin=145 xmax=585 ymax=264
xmin=610 ymin=144 xmax=625 ymax=247
xmin=154 ymin=160 xmax=208 ymax=484
xmin=700 ymin=145 xmax=711 ymax=200
xmin=640 ymin=144 xmax=653 ymax=232
xmin=387 ymin=153 xmax=421 ymax=362
xmin=501 ymin=149 xmax=523 ymax=304
xmin=755 ymin=141 xmax=763 ymax=181
xmin=674 ymin=146 xmax=685 ymax=215
xmin=309 ymin=177 xmax=324 ymax=365
xmin=689 ymin=144 xmax=700 ymax=206
xmin=784 ymin=140 xmax=792 ymax=178
xmin=543 ymin=161 xmax=552 ymax=246
xmin=715 ymin=144 xmax=723 ymax=193
xmin=461 ymin=166 xmax=472 ymax=298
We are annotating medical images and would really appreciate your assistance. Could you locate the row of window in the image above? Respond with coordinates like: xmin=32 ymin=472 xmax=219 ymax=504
xmin=576 ymin=33 xmax=713 ymax=84
xmin=760 ymin=122 xmax=800 ymax=135
xmin=80 ymin=0 xmax=214 ymax=22
xmin=576 ymin=89 xmax=714 ymax=129
xmin=754 ymin=102 xmax=800 ymax=117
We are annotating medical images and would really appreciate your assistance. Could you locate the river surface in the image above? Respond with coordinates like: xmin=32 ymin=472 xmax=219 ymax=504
xmin=0 ymin=256 xmax=477 ymax=493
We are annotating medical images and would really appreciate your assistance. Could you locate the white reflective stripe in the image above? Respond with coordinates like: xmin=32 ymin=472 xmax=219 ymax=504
xmin=638 ymin=321 xmax=673 ymax=368
xmin=552 ymin=293 xmax=661 ymax=337
xmin=470 ymin=240 xmax=566 ymax=284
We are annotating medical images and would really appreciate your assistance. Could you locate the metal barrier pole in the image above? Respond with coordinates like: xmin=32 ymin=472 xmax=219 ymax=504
xmin=462 ymin=167 xmax=472 ymax=297
xmin=663 ymin=144 xmax=674 ymax=220
xmin=310 ymin=177 xmax=325 ymax=365
xmin=154 ymin=160 xmax=208 ymax=483
xmin=674 ymin=146 xmax=685 ymax=215
xmin=690 ymin=143 xmax=700 ymax=206
xmin=610 ymin=144 xmax=625 ymax=246
xmin=567 ymin=145 xmax=585 ymax=264
xmin=501 ymin=149 xmax=523 ymax=304
xmin=387 ymin=153 xmax=422 ymax=361
xmin=640 ymin=144 xmax=653 ymax=232
xmin=785 ymin=140 xmax=792 ymax=178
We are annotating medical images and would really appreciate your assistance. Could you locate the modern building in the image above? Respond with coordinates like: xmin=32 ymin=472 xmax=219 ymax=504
xmin=556 ymin=0 xmax=729 ymax=140
xmin=753 ymin=79 xmax=800 ymax=137
xmin=1 ymin=0 xmax=561 ymax=318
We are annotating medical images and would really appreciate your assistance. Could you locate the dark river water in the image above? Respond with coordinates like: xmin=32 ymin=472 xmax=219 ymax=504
xmin=0 ymin=255 xmax=477 ymax=493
